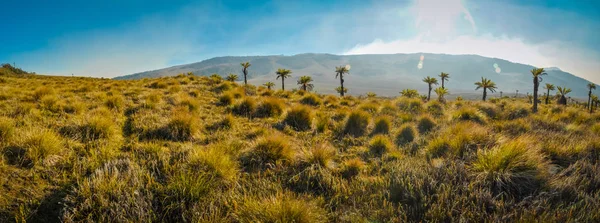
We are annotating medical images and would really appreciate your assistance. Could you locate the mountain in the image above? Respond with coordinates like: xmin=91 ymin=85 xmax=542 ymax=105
xmin=115 ymin=53 xmax=595 ymax=98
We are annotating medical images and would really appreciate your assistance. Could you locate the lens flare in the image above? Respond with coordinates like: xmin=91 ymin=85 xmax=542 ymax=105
xmin=418 ymin=61 xmax=423 ymax=69
xmin=420 ymin=55 xmax=425 ymax=61
xmin=345 ymin=64 xmax=351 ymax=70
xmin=493 ymin=63 xmax=498 ymax=68
xmin=495 ymin=67 xmax=501 ymax=73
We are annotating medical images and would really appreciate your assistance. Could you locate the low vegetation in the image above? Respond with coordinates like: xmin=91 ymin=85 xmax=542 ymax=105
xmin=0 ymin=73 xmax=599 ymax=222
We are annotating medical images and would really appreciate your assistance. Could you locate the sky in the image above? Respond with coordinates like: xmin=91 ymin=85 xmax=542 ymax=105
xmin=1 ymin=0 xmax=599 ymax=83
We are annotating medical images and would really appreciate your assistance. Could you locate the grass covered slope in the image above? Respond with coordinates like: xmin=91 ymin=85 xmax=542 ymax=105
xmin=0 ymin=73 xmax=599 ymax=222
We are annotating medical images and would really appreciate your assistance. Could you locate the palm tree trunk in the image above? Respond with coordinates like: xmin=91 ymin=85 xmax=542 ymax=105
xmin=483 ymin=88 xmax=487 ymax=101
xmin=442 ymin=79 xmax=445 ymax=89
xmin=340 ymin=75 xmax=345 ymax=97
xmin=588 ymin=90 xmax=592 ymax=111
xmin=427 ymin=85 xmax=432 ymax=101
xmin=546 ymin=89 xmax=550 ymax=104
xmin=282 ymin=78 xmax=285 ymax=91
xmin=533 ymin=78 xmax=539 ymax=113
xmin=243 ymin=70 xmax=248 ymax=85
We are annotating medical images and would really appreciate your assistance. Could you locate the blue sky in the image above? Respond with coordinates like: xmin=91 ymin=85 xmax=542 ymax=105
xmin=1 ymin=0 xmax=599 ymax=82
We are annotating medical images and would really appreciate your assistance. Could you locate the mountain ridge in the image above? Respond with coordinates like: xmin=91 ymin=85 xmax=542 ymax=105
xmin=115 ymin=53 xmax=595 ymax=98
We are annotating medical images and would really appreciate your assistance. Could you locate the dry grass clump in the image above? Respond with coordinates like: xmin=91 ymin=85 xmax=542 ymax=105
xmin=254 ymin=97 xmax=285 ymax=118
xmin=471 ymin=137 xmax=548 ymax=196
xmin=104 ymin=95 xmax=125 ymax=110
xmin=164 ymin=109 xmax=199 ymax=141
xmin=505 ymin=103 xmax=530 ymax=120
xmin=242 ymin=135 xmax=295 ymax=170
xmin=33 ymin=86 xmax=54 ymax=101
xmin=493 ymin=118 xmax=530 ymax=136
xmin=358 ymin=102 xmax=379 ymax=114
xmin=234 ymin=192 xmax=328 ymax=223
xmin=232 ymin=97 xmax=257 ymax=117
xmin=0 ymin=116 xmax=15 ymax=142
xmin=371 ymin=116 xmax=391 ymax=135
xmin=283 ymin=105 xmax=313 ymax=131
xmin=6 ymin=128 xmax=63 ymax=166
xmin=426 ymin=122 xmax=493 ymax=159
xmin=369 ymin=135 xmax=393 ymax=156
xmin=300 ymin=143 xmax=336 ymax=169
xmin=451 ymin=107 xmax=487 ymax=124
xmin=188 ymin=146 xmax=239 ymax=185
xmin=396 ymin=124 xmax=417 ymax=145
xmin=417 ymin=115 xmax=436 ymax=134
xmin=425 ymin=100 xmax=445 ymax=116
xmin=340 ymin=158 xmax=365 ymax=179
xmin=300 ymin=94 xmax=322 ymax=106
xmin=343 ymin=110 xmax=370 ymax=137
xmin=396 ymin=97 xmax=423 ymax=113
xmin=62 ymin=159 xmax=155 ymax=222
xmin=218 ymin=93 xmax=234 ymax=106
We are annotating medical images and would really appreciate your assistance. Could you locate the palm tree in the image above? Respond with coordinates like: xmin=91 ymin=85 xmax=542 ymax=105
xmin=263 ymin=82 xmax=275 ymax=90
xmin=400 ymin=89 xmax=419 ymax=98
xmin=530 ymin=68 xmax=547 ymax=113
xmin=500 ymin=91 xmax=503 ymax=98
xmin=557 ymin=86 xmax=571 ymax=105
xmin=422 ymin=76 xmax=438 ymax=101
xmin=297 ymin=76 xmax=314 ymax=92
xmin=439 ymin=72 xmax=450 ymax=89
xmin=226 ymin=74 xmax=238 ymax=82
xmin=544 ymin=83 xmax=555 ymax=105
xmin=275 ymin=68 xmax=292 ymax=90
xmin=591 ymin=95 xmax=599 ymax=113
xmin=587 ymin=83 xmax=596 ymax=112
xmin=335 ymin=86 xmax=347 ymax=95
xmin=240 ymin=62 xmax=251 ymax=85
xmin=335 ymin=66 xmax=350 ymax=97
xmin=474 ymin=77 xmax=498 ymax=101
xmin=434 ymin=87 xmax=449 ymax=103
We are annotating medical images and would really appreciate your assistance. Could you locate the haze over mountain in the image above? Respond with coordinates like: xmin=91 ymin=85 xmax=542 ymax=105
xmin=116 ymin=53 xmax=594 ymax=98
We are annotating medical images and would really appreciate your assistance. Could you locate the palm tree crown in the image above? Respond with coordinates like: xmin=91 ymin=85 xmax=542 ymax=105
xmin=240 ymin=62 xmax=251 ymax=85
xmin=297 ymin=76 xmax=314 ymax=92
xmin=434 ymin=87 xmax=449 ymax=103
xmin=422 ymin=76 xmax=438 ymax=101
xmin=226 ymin=74 xmax=238 ymax=82
xmin=275 ymin=68 xmax=292 ymax=90
xmin=400 ymin=89 xmax=419 ymax=98
xmin=335 ymin=66 xmax=350 ymax=96
xmin=474 ymin=77 xmax=497 ymax=101
xmin=544 ymin=83 xmax=555 ymax=105
xmin=439 ymin=72 xmax=450 ymax=88
xmin=263 ymin=82 xmax=275 ymax=90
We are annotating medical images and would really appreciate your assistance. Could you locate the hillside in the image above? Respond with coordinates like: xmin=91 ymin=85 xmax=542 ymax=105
xmin=117 ymin=53 xmax=595 ymax=98
xmin=1 ymin=73 xmax=600 ymax=222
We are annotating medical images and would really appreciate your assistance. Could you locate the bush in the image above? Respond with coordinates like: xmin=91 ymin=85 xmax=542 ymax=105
xmin=417 ymin=115 xmax=436 ymax=134
xmin=235 ymin=192 xmax=327 ymax=223
xmin=254 ymin=97 xmax=284 ymax=118
xmin=372 ymin=116 xmax=391 ymax=135
xmin=451 ymin=107 xmax=487 ymax=124
xmin=369 ymin=135 xmax=393 ymax=156
xmin=283 ymin=105 xmax=313 ymax=131
xmin=300 ymin=94 xmax=322 ymax=106
xmin=62 ymin=159 xmax=155 ymax=222
xmin=243 ymin=135 xmax=294 ymax=169
xmin=232 ymin=97 xmax=257 ymax=117
xmin=343 ymin=110 xmax=370 ymax=137
xmin=472 ymin=137 xmax=548 ymax=197
xmin=396 ymin=124 xmax=417 ymax=145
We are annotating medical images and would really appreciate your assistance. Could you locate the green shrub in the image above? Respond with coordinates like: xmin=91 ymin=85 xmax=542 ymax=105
xmin=300 ymin=94 xmax=322 ymax=106
xmin=254 ymin=97 xmax=284 ymax=118
xmin=283 ymin=105 xmax=313 ymax=131
xmin=472 ymin=137 xmax=547 ymax=196
xmin=396 ymin=124 xmax=417 ymax=145
xmin=417 ymin=115 xmax=436 ymax=134
xmin=372 ymin=116 xmax=391 ymax=135
xmin=233 ymin=97 xmax=257 ymax=117
xmin=62 ymin=159 xmax=155 ymax=222
xmin=343 ymin=110 xmax=370 ymax=137
xmin=369 ymin=135 xmax=393 ymax=156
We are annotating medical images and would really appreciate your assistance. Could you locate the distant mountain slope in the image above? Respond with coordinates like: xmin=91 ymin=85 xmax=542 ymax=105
xmin=115 ymin=53 xmax=595 ymax=98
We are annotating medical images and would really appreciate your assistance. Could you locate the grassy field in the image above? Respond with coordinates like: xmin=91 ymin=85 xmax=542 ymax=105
xmin=1 ymin=70 xmax=599 ymax=222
